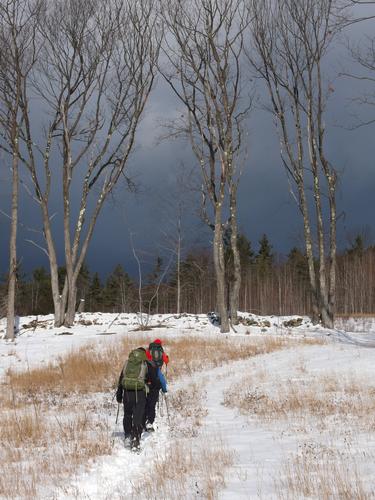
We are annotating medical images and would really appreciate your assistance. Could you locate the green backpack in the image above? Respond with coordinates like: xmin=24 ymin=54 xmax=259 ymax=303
xmin=122 ymin=348 xmax=147 ymax=391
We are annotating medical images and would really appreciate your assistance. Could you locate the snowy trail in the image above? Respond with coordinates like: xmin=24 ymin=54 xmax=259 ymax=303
xmin=198 ymin=341 xmax=375 ymax=499
xmin=61 ymin=407 xmax=172 ymax=499
xmin=58 ymin=341 xmax=375 ymax=499
xmin=61 ymin=355 xmax=272 ymax=500
xmin=64 ymin=344 xmax=342 ymax=499
xmin=327 ymin=328 xmax=375 ymax=347
xmin=200 ymin=358 xmax=284 ymax=499
xmin=205 ymin=360 xmax=282 ymax=500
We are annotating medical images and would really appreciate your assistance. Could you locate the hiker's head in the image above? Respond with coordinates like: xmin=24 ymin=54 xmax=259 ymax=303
xmin=153 ymin=338 xmax=162 ymax=345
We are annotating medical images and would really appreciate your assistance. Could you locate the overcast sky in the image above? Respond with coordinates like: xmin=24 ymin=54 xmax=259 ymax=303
xmin=1 ymin=5 xmax=375 ymax=280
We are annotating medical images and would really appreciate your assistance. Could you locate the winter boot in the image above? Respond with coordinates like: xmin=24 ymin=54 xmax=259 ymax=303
xmin=131 ymin=435 xmax=140 ymax=451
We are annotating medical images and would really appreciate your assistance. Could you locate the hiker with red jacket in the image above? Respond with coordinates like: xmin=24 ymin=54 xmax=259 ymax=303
xmin=116 ymin=347 xmax=158 ymax=450
xmin=143 ymin=339 xmax=169 ymax=431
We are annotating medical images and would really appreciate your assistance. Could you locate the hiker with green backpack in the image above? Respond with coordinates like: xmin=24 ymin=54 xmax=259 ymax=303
xmin=116 ymin=347 xmax=158 ymax=450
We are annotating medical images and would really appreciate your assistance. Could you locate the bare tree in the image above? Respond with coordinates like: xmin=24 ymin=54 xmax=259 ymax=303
xmin=0 ymin=0 xmax=41 ymax=339
xmin=158 ymin=200 xmax=184 ymax=316
xmin=130 ymin=233 xmax=173 ymax=328
xmin=16 ymin=0 xmax=160 ymax=326
xmin=248 ymin=0 xmax=345 ymax=327
xmin=155 ymin=177 xmax=194 ymax=316
xmin=160 ymin=0 xmax=250 ymax=332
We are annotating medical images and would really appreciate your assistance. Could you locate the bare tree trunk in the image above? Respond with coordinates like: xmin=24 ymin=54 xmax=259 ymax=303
xmin=1 ymin=1 xmax=39 ymax=339
xmin=65 ymin=281 xmax=77 ymax=326
xmin=39 ymin=203 xmax=64 ymax=326
xmin=176 ymin=216 xmax=181 ymax=315
xmin=5 ymin=141 xmax=19 ymax=340
xmin=229 ymin=185 xmax=241 ymax=324
xmin=328 ymin=181 xmax=337 ymax=327
xmin=315 ymin=184 xmax=331 ymax=326
xmin=300 ymin=186 xmax=320 ymax=324
xmin=213 ymin=212 xmax=229 ymax=332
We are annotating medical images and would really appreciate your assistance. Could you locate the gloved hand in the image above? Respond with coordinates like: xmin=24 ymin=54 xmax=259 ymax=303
xmin=116 ymin=387 xmax=123 ymax=403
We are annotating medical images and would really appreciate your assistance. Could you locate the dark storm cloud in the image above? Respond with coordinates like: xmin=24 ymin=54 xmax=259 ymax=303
xmin=1 ymin=6 xmax=375 ymax=279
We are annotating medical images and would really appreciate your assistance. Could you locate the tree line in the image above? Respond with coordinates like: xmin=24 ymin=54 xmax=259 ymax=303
xmin=2 ymin=234 xmax=374 ymax=318
xmin=1 ymin=0 xmax=374 ymax=337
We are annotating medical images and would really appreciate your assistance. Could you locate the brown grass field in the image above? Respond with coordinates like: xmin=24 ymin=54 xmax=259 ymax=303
xmin=0 ymin=333 xmax=321 ymax=498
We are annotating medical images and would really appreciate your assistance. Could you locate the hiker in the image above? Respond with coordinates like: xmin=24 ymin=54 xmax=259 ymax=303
xmin=146 ymin=338 xmax=169 ymax=367
xmin=116 ymin=347 xmax=158 ymax=450
xmin=143 ymin=339 xmax=169 ymax=431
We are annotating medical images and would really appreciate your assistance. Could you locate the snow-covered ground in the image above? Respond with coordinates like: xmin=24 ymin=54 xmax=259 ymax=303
xmin=1 ymin=312 xmax=375 ymax=499
xmin=0 ymin=311 xmax=314 ymax=376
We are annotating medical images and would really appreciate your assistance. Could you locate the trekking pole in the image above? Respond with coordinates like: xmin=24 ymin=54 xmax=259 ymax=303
xmin=111 ymin=403 xmax=121 ymax=447
xmin=162 ymin=392 xmax=171 ymax=426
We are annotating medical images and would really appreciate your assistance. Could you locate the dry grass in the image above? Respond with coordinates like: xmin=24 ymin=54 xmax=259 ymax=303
xmin=224 ymin=373 xmax=375 ymax=426
xmin=130 ymin=437 xmax=234 ymax=500
xmin=5 ymin=338 xmax=147 ymax=397
xmin=167 ymin=383 xmax=208 ymax=438
xmin=0 ymin=405 xmax=112 ymax=499
xmin=224 ymin=366 xmax=375 ymax=499
xmin=277 ymin=446 xmax=372 ymax=500
xmin=3 ymin=335 xmax=300 ymax=399
xmin=0 ymin=332 xmax=306 ymax=497
xmin=159 ymin=335 xmax=313 ymax=381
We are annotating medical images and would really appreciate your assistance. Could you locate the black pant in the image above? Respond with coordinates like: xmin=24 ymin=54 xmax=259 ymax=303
xmin=144 ymin=388 xmax=159 ymax=426
xmin=123 ymin=390 xmax=146 ymax=440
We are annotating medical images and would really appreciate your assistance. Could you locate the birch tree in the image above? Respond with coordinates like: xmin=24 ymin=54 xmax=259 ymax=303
xmin=0 ymin=0 xmax=40 ymax=339
xmin=248 ymin=0 xmax=345 ymax=327
xmin=160 ymin=0 xmax=250 ymax=331
xmin=20 ymin=0 xmax=160 ymax=326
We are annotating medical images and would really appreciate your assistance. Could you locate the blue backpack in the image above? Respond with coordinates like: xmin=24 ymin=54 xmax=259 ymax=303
xmin=157 ymin=368 xmax=168 ymax=393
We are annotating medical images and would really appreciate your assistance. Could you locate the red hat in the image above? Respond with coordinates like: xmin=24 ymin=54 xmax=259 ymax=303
xmin=153 ymin=338 xmax=162 ymax=344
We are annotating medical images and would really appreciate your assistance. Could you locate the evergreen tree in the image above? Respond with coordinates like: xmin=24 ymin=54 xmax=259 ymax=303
xmin=12 ymin=265 xmax=28 ymax=316
xmin=58 ymin=266 xmax=66 ymax=294
xmin=77 ymin=263 xmax=91 ymax=304
xmin=238 ymin=234 xmax=254 ymax=269
xmin=255 ymin=234 xmax=273 ymax=277
xmin=31 ymin=267 xmax=53 ymax=314
xmin=103 ymin=264 xmax=132 ymax=312
xmin=88 ymin=272 xmax=102 ymax=311
xmin=347 ymin=235 xmax=365 ymax=258
xmin=287 ymin=247 xmax=310 ymax=283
